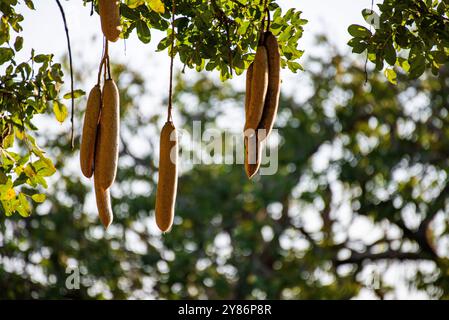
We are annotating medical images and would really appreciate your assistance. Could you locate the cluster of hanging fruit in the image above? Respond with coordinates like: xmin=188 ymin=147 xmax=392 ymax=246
xmin=79 ymin=1 xmax=280 ymax=232
xmin=79 ymin=0 xmax=178 ymax=232
xmin=244 ymin=14 xmax=281 ymax=178
xmin=79 ymin=0 xmax=121 ymax=229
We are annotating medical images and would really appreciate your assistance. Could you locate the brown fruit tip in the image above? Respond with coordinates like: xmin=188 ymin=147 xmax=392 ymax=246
xmin=100 ymin=214 xmax=113 ymax=230
xmin=245 ymin=165 xmax=259 ymax=179
xmin=156 ymin=220 xmax=173 ymax=233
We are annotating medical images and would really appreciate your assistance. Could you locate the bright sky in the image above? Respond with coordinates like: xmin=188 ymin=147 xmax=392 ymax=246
xmin=14 ymin=0 xmax=432 ymax=300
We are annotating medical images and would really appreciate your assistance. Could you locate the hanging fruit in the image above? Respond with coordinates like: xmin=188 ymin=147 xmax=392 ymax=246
xmin=98 ymin=0 xmax=122 ymax=42
xmin=80 ymin=84 xmax=101 ymax=178
xmin=244 ymin=10 xmax=281 ymax=179
xmin=155 ymin=0 xmax=179 ymax=233
xmin=244 ymin=42 xmax=269 ymax=132
xmin=155 ymin=121 xmax=178 ymax=232
xmin=258 ymin=31 xmax=281 ymax=140
xmin=79 ymin=41 xmax=119 ymax=229
xmin=94 ymin=77 xmax=120 ymax=190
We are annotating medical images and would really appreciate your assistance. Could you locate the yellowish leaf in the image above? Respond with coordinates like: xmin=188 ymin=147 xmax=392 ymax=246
xmin=127 ymin=0 xmax=144 ymax=8
xmin=147 ymin=0 xmax=164 ymax=13
xmin=15 ymin=128 xmax=25 ymax=140
xmin=24 ymin=165 xmax=36 ymax=178
xmin=53 ymin=100 xmax=68 ymax=123
xmin=31 ymin=194 xmax=46 ymax=203
xmin=5 ymin=188 xmax=15 ymax=200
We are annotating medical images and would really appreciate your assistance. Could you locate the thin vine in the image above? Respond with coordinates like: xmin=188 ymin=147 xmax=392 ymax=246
xmin=55 ymin=0 xmax=75 ymax=148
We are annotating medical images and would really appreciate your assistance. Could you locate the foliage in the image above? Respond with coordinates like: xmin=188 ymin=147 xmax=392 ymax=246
xmin=348 ymin=0 xmax=449 ymax=83
xmin=116 ymin=0 xmax=306 ymax=79
xmin=0 ymin=1 xmax=71 ymax=217
xmin=1 ymin=0 xmax=305 ymax=217
xmin=1 ymin=44 xmax=449 ymax=298
xmin=3 ymin=0 xmax=449 ymax=217
xmin=1 ymin=2 xmax=449 ymax=300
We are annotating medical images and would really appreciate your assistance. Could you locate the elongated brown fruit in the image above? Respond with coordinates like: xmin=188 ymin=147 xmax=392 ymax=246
xmin=244 ymin=132 xmax=262 ymax=179
xmin=155 ymin=121 xmax=178 ymax=232
xmin=80 ymin=85 xmax=101 ymax=178
xmin=94 ymin=175 xmax=113 ymax=229
xmin=99 ymin=0 xmax=122 ymax=42
xmin=258 ymin=31 xmax=281 ymax=140
xmin=245 ymin=46 xmax=269 ymax=132
xmin=244 ymin=63 xmax=254 ymax=116
xmin=95 ymin=79 xmax=120 ymax=189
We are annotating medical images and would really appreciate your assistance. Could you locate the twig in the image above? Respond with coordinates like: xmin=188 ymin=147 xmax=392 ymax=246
xmin=364 ymin=0 xmax=374 ymax=84
xmin=120 ymin=134 xmax=157 ymax=171
xmin=167 ymin=0 xmax=176 ymax=122
xmin=225 ymin=20 xmax=233 ymax=76
xmin=335 ymin=249 xmax=428 ymax=266
xmin=55 ymin=0 xmax=75 ymax=148
xmin=210 ymin=0 xmax=235 ymax=76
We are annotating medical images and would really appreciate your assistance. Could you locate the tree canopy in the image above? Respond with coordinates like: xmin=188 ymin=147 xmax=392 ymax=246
xmin=3 ymin=0 xmax=449 ymax=217
xmin=1 ymin=0 xmax=449 ymax=299
xmin=2 ymin=42 xmax=449 ymax=298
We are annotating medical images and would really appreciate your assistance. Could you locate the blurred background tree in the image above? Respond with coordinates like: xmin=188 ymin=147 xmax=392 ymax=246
xmin=1 ymin=37 xmax=449 ymax=299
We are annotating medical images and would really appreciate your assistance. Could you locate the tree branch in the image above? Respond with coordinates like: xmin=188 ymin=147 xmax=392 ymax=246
xmin=120 ymin=135 xmax=157 ymax=171
xmin=335 ymin=249 xmax=429 ymax=266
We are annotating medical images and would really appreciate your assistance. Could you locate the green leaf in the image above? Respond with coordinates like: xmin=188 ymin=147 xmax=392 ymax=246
xmin=348 ymin=25 xmax=372 ymax=38
xmin=33 ymin=157 xmax=56 ymax=177
xmin=136 ymin=20 xmax=151 ymax=43
xmin=278 ymin=25 xmax=293 ymax=42
xmin=409 ymin=53 xmax=426 ymax=79
xmin=53 ymin=100 xmax=68 ymax=123
xmin=0 ymin=47 xmax=14 ymax=65
xmin=13 ymin=173 xmax=28 ymax=187
xmin=34 ymin=54 xmax=51 ymax=63
xmin=348 ymin=38 xmax=367 ymax=54
xmin=0 ymin=171 xmax=7 ymax=185
xmin=63 ymin=89 xmax=85 ymax=100
xmin=121 ymin=4 xmax=140 ymax=20
xmin=14 ymin=36 xmax=23 ymax=52
xmin=31 ymin=194 xmax=46 ymax=203
xmin=18 ymin=193 xmax=30 ymax=217
xmin=431 ymin=50 xmax=447 ymax=64
xmin=2 ymin=132 xmax=14 ymax=149
xmin=25 ymin=0 xmax=35 ymax=10
xmin=287 ymin=61 xmax=303 ymax=73
xmin=384 ymin=41 xmax=397 ymax=66
xmin=362 ymin=9 xmax=380 ymax=26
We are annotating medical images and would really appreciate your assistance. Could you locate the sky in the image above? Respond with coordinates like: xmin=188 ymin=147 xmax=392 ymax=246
xmin=11 ymin=0 xmax=434 ymax=300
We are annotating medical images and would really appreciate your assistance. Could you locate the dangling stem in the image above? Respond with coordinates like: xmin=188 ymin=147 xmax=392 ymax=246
xmin=97 ymin=58 xmax=105 ymax=85
xmin=55 ymin=0 xmax=75 ymax=148
xmin=167 ymin=0 xmax=176 ymax=123
xmin=265 ymin=8 xmax=271 ymax=32
xmin=104 ymin=40 xmax=112 ymax=80
xmin=225 ymin=20 xmax=233 ymax=77
xmin=365 ymin=0 xmax=375 ymax=85
xmin=97 ymin=39 xmax=107 ymax=85
xmin=259 ymin=0 xmax=270 ymax=45
xmin=104 ymin=57 xmax=108 ymax=82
